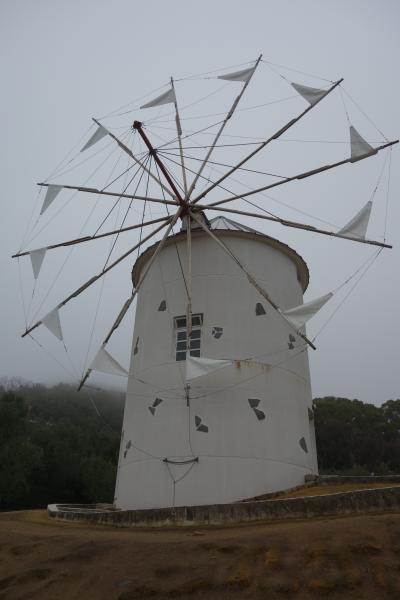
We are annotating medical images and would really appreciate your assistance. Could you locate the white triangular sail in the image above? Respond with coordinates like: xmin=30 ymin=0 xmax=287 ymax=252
xmin=42 ymin=308 xmax=63 ymax=341
xmin=29 ymin=248 xmax=46 ymax=279
xmin=40 ymin=185 xmax=63 ymax=215
xmin=281 ymin=293 xmax=333 ymax=330
xmin=140 ymin=87 xmax=176 ymax=109
xmin=186 ymin=356 xmax=232 ymax=381
xmin=338 ymin=201 xmax=372 ymax=239
xmin=218 ymin=66 xmax=255 ymax=83
xmin=350 ymin=126 xmax=377 ymax=162
xmin=90 ymin=346 xmax=128 ymax=377
xmin=291 ymin=82 xmax=327 ymax=106
xmin=80 ymin=125 xmax=109 ymax=152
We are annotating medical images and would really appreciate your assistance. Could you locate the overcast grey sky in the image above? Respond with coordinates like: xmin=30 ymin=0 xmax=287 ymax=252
xmin=1 ymin=0 xmax=399 ymax=405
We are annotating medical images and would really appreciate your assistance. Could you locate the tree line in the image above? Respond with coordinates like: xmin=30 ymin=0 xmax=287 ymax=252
xmin=0 ymin=382 xmax=399 ymax=510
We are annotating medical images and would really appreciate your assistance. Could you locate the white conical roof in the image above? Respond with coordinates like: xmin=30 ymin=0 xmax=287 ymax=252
xmin=209 ymin=215 xmax=262 ymax=235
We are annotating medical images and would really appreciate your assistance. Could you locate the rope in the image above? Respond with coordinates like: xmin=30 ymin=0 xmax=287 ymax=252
xmin=262 ymin=59 xmax=334 ymax=83
xmin=341 ymin=86 xmax=389 ymax=141
xmin=27 ymin=141 xmax=132 ymax=324
xmin=28 ymin=334 xmax=77 ymax=379
xmin=312 ymin=248 xmax=383 ymax=341
xmin=149 ymin=95 xmax=298 ymax=125
xmin=383 ymin=149 xmax=392 ymax=241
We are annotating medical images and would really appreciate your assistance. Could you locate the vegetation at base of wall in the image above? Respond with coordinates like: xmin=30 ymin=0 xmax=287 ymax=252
xmin=1 ymin=382 xmax=399 ymax=510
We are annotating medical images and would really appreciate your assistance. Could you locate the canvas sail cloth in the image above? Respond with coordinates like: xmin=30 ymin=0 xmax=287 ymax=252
xmin=90 ymin=346 xmax=128 ymax=377
xmin=338 ymin=201 xmax=372 ymax=239
xmin=350 ymin=126 xmax=377 ymax=162
xmin=281 ymin=293 xmax=333 ymax=331
xmin=80 ymin=125 xmax=108 ymax=152
xmin=42 ymin=308 xmax=63 ymax=341
xmin=291 ymin=82 xmax=327 ymax=106
xmin=29 ymin=248 xmax=46 ymax=279
xmin=40 ymin=185 xmax=63 ymax=215
xmin=186 ymin=356 xmax=232 ymax=381
xmin=140 ymin=87 xmax=176 ymax=109
xmin=218 ymin=66 xmax=255 ymax=83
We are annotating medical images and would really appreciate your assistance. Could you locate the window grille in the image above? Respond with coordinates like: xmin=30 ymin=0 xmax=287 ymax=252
xmin=174 ymin=314 xmax=203 ymax=361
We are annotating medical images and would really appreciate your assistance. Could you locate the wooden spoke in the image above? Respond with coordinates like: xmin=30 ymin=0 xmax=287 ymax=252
xmin=191 ymin=78 xmax=344 ymax=204
xmin=187 ymin=55 xmax=263 ymax=199
xmin=92 ymin=118 xmax=176 ymax=198
xmin=12 ymin=216 xmax=171 ymax=258
xmin=189 ymin=210 xmax=317 ymax=350
xmin=204 ymin=140 xmax=398 ymax=208
xmin=37 ymin=182 xmax=178 ymax=207
xmin=22 ymin=217 xmax=174 ymax=338
xmin=193 ymin=204 xmax=392 ymax=249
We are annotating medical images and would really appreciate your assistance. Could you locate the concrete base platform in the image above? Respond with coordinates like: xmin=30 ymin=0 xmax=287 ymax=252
xmin=48 ymin=476 xmax=400 ymax=527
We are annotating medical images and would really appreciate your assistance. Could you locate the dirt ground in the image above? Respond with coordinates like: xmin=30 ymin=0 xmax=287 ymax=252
xmin=275 ymin=481 xmax=400 ymax=498
xmin=1 ymin=500 xmax=400 ymax=599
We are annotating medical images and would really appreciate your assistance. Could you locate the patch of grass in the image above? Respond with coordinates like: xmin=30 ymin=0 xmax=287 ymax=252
xmin=264 ymin=548 xmax=282 ymax=569
xmin=349 ymin=542 xmax=382 ymax=555
xmin=225 ymin=567 xmax=251 ymax=589
xmin=165 ymin=579 xmax=214 ymax=597
xmin=308 ymin=577 xmax=337 ymax=592
xmin=216 ymin=544 xmax=240 ymax=554
xmin=118 ymin=586 xmax=157 ymax=599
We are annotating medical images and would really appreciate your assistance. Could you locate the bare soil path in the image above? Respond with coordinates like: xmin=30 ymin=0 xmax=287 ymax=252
xmin=1 ymin=503 xmax=400 ymax=598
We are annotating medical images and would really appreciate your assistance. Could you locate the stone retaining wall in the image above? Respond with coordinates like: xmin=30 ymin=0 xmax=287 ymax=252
xmin=48 ymin=485 xmax=400 ymax=528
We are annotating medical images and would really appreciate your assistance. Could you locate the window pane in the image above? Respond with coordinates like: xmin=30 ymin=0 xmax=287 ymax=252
xmin=190 ymin=339 xmax=201 ymax=349
xmin=190 ymin=329 xmax=201 ymax=339
xmin=176 ymin=351 xmax=186 ymax=361
xmin=190 ymin=349 xmax=200 ymax=357
xmin=192 ymin=315 xmax=202 ymax=327
xmin=176 ymin=341 xmax=187 ymax=351
xmin=177 ymin=331 xmax=187 ymax=341
xmin=175 ymin=317 xmax=186 ymax=329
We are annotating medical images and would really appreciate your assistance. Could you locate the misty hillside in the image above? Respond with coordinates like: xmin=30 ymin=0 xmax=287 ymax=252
xmin=1 ymin=382 xmax=399 ymax=510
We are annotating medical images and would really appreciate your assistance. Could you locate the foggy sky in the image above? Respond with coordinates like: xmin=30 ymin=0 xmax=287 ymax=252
xmin=1 ymin=0 xmax=399 ymax=406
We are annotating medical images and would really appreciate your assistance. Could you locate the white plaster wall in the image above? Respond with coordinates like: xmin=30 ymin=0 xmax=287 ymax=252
xmin=115 ymin=230 xmax=318 ymax=510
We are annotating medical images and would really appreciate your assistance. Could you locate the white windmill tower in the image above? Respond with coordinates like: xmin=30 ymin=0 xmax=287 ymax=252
xmin=14 ymin=57 xmax=397 ymax=510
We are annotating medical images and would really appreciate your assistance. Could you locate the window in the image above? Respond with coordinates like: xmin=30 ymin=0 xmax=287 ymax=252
xmin=174 ymin=314 xmax=203 ymax=361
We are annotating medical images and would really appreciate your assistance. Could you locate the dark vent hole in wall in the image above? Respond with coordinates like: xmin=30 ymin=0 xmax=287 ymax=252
xmin=158 ymin=300 xmax=166 ymax=311
xmin=255 ymin=303 xmax=266 ymax=316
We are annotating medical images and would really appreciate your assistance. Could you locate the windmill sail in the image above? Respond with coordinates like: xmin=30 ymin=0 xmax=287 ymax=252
xmin=218 ymin=66 xmax=255 ymax=83
xmin=350 ymin=126 xmax=377 ymax=162
xmin=29 ymin=248 xmax=46 ymax=279
xmin=90 ymin=346 xmax=128 ymax=377
xmin=140 ymin=87 xmax=175 ymax=109
xmin=186 ymin=356 xmax=232 ymax=381
xmin=339 ymin=201 xmax=372 ymax=239
xmin=42 ymin=308 xmax=63 ymax=341
xmin=291 ymin=82 xmax=327 ymax=105
xmin=281 ymin=293 xmax=333 ymax=330
xmin=80 ymin=125 xmax=108 ymax=152
xmin=40 ymin=185 xmax=63 ymax=215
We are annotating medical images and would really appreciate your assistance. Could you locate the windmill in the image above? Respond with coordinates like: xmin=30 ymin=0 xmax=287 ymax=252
xmin=13 ymin=56 xmax=397 ymax=509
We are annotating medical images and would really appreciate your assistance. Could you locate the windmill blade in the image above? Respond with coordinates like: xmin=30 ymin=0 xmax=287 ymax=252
xmin=170 ymin=77 xmax=188 ymax=197
xmin=78 ymin=206 xmax=184 ymax=389
xmin=13 ymin=216 xmax=172 ymax=259
xmin=193 ymin=203 xmax=391 ymax=249
xmin=22 ymin=217 xmax=173 ymax=339
xmin=205 ymin=139 xmax=398 ymax=209
xmin=37 ymin=182 xmax=177 ymax=207
xmin=91 ymin=118 xmax=176 ymax=198
xmin=189 ymin=210 xmax=317 ymax=350
xmin=191 ymin=78 xmax=344 ymax=205
xmin=187 ymin=54 xmax=262 ymax=198
xmin=158 ymin=152 xmax=391 ymax=249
